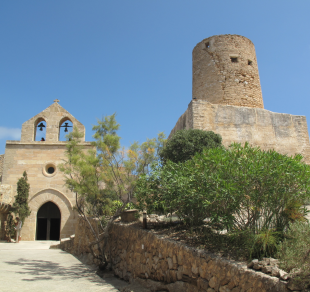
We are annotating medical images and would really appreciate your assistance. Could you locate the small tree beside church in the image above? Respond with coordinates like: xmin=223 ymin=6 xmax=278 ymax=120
xmin=13 ymin=171 xmax=31 ymax=223
xmin=5 ymin=171 xmax=31 ymax=241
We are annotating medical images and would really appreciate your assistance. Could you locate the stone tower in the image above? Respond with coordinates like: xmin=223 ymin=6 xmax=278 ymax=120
xmin=170 ymin=34 xmax=310 ymax=164
xmin=192 ymin=34 xmax=264 ymax=108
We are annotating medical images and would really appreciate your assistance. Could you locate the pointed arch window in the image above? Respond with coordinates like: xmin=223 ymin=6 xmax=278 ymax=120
xmin=35 ymin=118 xmax=46 ymax=141
xmin=59 ymin=118 xmax=73 ymax=141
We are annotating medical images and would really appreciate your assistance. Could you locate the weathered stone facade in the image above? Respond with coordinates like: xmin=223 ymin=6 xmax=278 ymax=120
xmin=193 ymin=35 xmax=263 ymax=109
xmin=171 ymin=35 xmax=310 ymax=163
xmin=20 ymin=102 xmax=85 ymax=142
xmin=170 ymin=100 xmax=310 ymax=163
xmin=1 ymin=101 xmax=92 ymax=240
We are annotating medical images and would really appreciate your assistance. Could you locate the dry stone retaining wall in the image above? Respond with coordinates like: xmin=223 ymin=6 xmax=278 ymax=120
xmin=58 ymin=218 xmax=289 ymax=292
xmin=108 ymin=224 xmax=289 ymax=292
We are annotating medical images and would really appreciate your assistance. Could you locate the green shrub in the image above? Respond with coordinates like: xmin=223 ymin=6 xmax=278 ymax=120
xmin=136 ymin=143 xmax=310 ymax=233
xmin=160 ymin=129 xmax=222 ymax=164
xmin=136 ymin=160 xmax=210 ymax=226
xmin=5 ymin=171 xmax=31 ymax=241
xmin=111 ymin=200 xmax=136 ymax=214
xmin=250 ymin=229 xmax=281 ymax=259
xmin=5 ymin=213 xmax=16 ymax=241
xmin=278 ymin=221 xmax=310 ymax=289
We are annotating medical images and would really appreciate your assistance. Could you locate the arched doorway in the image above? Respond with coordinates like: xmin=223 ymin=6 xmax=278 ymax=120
xmin=36 ymin=202 xmax=61 ymax=240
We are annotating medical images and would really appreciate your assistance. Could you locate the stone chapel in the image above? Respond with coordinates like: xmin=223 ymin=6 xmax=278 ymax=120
xmin=0 ymin=100 xmax=92 ymax=241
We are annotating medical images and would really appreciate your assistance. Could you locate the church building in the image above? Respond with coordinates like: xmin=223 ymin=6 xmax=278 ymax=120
xmin=0 ymin=100 xmax=92 ymax=241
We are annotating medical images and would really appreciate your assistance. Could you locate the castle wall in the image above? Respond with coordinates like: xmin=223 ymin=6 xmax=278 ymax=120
xmin=169 ymin=102 xmax=194 ymax=134
xmin=192 ymin=35 xmax=264 ymax=108
xmin=2 ymin=140 xmax=92 ymax=240
xmin=170 ymin=100 xmax=310 ymax=164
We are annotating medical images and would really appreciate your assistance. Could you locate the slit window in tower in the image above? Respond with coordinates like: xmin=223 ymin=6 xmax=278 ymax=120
xmin=230 ymin=57 xmax=238 ymax=63
xmin=248 ymin=60 xmax=253 ymax=65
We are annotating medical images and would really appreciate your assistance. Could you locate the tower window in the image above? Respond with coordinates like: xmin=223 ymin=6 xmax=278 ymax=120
xmin=205 ymin=42 xmax=210 ymax=49
xmin=230 ymin=57 xmax=238 ymax=63
xmin=47 ymin=167 xmax=55 ymax=174
xmin=248 ymin=60 xmax=253 ymax=65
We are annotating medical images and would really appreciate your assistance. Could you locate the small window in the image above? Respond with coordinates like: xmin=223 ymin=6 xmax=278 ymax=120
xmin=205 ymin=42 xmax=210 ymax=49
xmin=43 ymin=163 xmax=57 ymax=177
xmin=248 ymin=60 xmax=253 ymax=65
xmin=230 ymin=57 xmax=238 ymax=63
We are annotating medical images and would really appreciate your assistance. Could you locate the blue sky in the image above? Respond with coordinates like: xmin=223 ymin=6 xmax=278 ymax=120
xmin=1 ymin=1 xmax=310 ymax=154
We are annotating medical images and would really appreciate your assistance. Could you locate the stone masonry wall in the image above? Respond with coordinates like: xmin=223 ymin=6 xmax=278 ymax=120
xmin=168 ymin=102 xmax=194 ymax=135
xmin=21 ymin=102 xmax=85 ymax=142
xmin=169 ymin=100 xmax=310 ymax=164
xmin=1 ymin=142 xmax=91 ymax=240
xmin=192 ymin=35 xmax=263 ymax=109
xmin=0 ymin=184 xmax=13 ymax=206
xmin=61 ymin=219 xmax=289 ymax=292
xmin=0 ymin=154 xmax=4 ymax=182
xmin=108 ymin=224 xmax=288 ymax=292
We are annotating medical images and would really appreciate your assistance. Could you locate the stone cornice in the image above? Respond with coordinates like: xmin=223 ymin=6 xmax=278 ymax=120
xmin=6 ymin=140 xmax=93 ymax=146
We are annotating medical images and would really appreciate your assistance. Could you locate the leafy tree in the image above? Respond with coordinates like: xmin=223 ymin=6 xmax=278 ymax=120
xmin=60 ymin=113 xmax=165 ymax=269
xmin=160 ymin=129 xmax=222 ymax=164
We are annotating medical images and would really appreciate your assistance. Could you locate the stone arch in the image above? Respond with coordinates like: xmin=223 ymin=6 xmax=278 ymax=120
xmin=24 ymin=189 xmax=75 ymax=240
xmin=30 ymin=188 xmax=73 ymax=209
xmin=58 ymin=116 xmax=73 ymax=141
xmin=34 ymin=117 xmax=47 ymax=141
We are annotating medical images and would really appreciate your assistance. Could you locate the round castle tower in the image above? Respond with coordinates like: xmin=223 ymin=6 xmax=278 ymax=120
xmin=192 ymin=34 xmax=264 ymax=108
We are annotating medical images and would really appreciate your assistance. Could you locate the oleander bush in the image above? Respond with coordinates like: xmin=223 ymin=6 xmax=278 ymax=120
xmin=136 ymin=142 xmax=310 ymax=258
